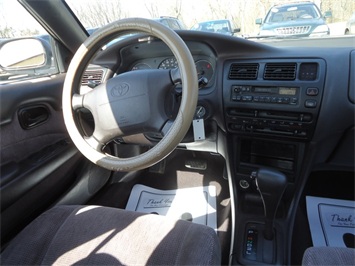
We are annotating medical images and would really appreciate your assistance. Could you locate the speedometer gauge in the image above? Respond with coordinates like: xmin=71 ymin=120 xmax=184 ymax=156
xmin=195 ymin=60 xmax=214 ymax=83
xmin=158 ymin=58 xmax=178 ymax=69
xmin=131 ymin=63 xmax=151 ymax=71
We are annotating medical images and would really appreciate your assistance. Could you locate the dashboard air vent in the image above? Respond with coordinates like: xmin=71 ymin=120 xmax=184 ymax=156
xmin=81 ymin=69 xmax=104 ymax=86
xmin=229 ymin=63 xmax=259 ymax=80
xmin=264 ymin=63 xmax=296 ymax=80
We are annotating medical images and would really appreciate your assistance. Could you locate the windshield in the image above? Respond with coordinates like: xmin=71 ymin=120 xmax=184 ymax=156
xmin=62 ymin=0 xmax=353 ymax=41
xmin=68 ymin=0 xmax=354 ymax=40
xmin=1 ymin=0 xmax=353 ymax=83
xmin=1 ymin=0 xmax=354 ymax=43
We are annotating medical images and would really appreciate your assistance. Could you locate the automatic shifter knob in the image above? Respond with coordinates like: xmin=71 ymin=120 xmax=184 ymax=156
xmin=252 ymin=168 xmax=287 ymax=240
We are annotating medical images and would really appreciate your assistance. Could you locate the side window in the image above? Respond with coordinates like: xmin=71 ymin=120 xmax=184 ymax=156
xmin=0 ymin=1 xmax=58 ymax=83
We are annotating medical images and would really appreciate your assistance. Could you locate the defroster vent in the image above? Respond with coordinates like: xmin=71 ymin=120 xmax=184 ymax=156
xmin=264 ymin=63 xmax=296 ymax=80
xmin=229 ymin=63 xmax=259 ymax=80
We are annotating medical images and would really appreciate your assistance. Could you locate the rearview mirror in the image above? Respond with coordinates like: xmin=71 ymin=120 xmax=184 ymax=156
xmin=0 ymin=38 xmax=46 ymax=69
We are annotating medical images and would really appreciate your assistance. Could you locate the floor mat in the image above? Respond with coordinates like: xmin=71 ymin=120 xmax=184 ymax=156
xmin=126 ymin=184 xmax=217 ymax=230
xmin=306 ymin=196 xmax=355 ymax=247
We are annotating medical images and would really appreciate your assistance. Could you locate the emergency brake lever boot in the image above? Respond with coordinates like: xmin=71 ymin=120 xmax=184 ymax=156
xmin=253 ymin=168 xmax=287 ymax=240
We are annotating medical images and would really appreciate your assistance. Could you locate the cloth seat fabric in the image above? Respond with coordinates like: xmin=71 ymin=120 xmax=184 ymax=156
xmin=302 ymin=246 xmax=355 ymax=265
xmin=1 ymin=205 xmax=221 ymax=265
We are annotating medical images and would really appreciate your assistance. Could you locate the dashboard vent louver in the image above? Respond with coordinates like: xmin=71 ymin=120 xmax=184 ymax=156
xmin=228 ymin=63 xmax=259 ymax=80
xmin=264 ymin=63 xmax=297 ymax=80
xmin=81 ymin=69 xmax=104 ymax=86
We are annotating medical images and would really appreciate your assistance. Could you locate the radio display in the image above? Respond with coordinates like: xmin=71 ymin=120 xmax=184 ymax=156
xmin=279 ymin=87 xmax=297 ymax=95
xmin=254 ymin=87 xmax=272 ymax=93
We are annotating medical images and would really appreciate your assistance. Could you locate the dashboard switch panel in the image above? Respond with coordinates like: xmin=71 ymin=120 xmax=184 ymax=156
xmin=223 ymin=58 xmax=326 ymax=141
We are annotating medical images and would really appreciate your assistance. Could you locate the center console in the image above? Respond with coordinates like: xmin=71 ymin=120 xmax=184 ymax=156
xmin=224 ymin=59 xmax=325 ymax=141
xmin=223 ymin=58 xmax=326 ymax=265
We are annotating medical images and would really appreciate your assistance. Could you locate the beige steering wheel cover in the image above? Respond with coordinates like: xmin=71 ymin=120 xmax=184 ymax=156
xmin=63 ymin=18 xmax=198 ymax=171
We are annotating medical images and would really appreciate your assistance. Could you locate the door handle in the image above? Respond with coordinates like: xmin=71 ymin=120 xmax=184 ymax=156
xmin=18 ymin=105 xmax=50 ymax=129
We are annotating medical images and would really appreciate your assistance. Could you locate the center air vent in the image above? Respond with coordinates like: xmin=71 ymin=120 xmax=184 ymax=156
xmin=229 ymin=63 xmax=259 ymax=80
xmin=264 ymin=63 xmax=296 ymax=80
xmin=81 ymin=69 xmax=104 ymax=86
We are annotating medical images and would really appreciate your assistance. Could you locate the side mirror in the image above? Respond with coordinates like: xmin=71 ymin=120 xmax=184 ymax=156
xmin=324 ymin=10 xmax=332 ymax=18
xmin=0 ymin=38 xmax=51 ymax=71
xmin=234 ymin=28 xmax=241 ymax=33
xmin=255 ymin=18 xmax=263 ymax=25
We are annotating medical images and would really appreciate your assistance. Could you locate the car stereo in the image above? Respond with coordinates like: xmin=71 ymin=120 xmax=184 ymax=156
xmin=230 ymin=85 xmax=300 ymax=105
xmin=223 ymin=59 xmax=326 ymax=140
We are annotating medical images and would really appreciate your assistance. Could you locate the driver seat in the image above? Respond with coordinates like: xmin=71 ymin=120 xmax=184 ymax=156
xmin=0 ymin=205 xmax=221 ymax=265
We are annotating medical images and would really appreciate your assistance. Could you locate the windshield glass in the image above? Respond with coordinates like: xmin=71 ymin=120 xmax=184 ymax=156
xmin=65 ymin=0 xmax=354 ymax=42
xmin=1 ymin=0 xmax=354 ymax=43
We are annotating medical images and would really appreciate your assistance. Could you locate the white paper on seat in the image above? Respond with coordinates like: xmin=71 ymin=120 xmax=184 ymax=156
xmin=306 ymin=196 xmax=355 ymax=247
xmin=126 ymin=184 xmax=217 ymax=231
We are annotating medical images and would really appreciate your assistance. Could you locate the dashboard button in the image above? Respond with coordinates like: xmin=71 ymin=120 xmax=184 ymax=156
xmin=291 ymin=98 xmax=298 ymax=104
xmin=306 ymin=87 xmax=319 ymax=96
xmin=233 ymin=86 xmax=241 ymax=93
xmin=242 ymin=96 xmax=253 ymax=102
xmin=282 ymin=97 xmax=290 ymax=104
xmin=305 ymin=100 xmax=317 ymax=108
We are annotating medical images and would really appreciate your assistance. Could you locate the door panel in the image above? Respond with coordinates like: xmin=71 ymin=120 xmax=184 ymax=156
xmin=1 ymin=145 xmax=82 ymax=245
xmin=0 ymin=74 xmax=84 ymax=245
xmin=0 ymin=74 xmax=68 ymax=164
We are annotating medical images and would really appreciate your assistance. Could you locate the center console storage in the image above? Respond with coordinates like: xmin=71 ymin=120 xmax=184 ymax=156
xmin=239 ymin=139 xmax=298 ymax=178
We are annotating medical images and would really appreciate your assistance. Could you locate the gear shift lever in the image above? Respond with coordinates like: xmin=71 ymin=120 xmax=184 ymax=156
xmin=252 ymin=168 xmax=287 ymax=240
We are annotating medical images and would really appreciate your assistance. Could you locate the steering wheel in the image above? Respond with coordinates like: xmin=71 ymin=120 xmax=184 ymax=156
xmin=62 ymin=18 xmax=198 ymax=171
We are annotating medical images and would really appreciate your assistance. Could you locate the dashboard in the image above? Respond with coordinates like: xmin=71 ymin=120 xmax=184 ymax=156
xmin=86 ymin=31 xmax=354 ymax=178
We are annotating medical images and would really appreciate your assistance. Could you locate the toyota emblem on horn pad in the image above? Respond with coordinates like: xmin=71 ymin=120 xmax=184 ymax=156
xmin=111 ymin=83 xmax=129 ymax=97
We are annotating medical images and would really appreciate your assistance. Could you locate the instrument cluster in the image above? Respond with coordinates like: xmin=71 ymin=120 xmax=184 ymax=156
xmin=130 ymin=57 xmax=215 ymax=87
